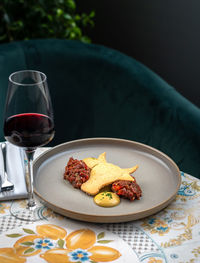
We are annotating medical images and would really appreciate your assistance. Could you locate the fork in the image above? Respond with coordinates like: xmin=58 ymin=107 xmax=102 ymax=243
xmin=1 ymin=142 xmax=14 ymax=191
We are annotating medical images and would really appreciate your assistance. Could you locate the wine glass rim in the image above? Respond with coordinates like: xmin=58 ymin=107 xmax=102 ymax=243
xmin=9 ymin=70 xmax=47 ymax=86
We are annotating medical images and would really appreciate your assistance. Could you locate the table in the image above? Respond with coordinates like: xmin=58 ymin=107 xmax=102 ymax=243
xmin=0 ymin=148 xmax=199 ymax=262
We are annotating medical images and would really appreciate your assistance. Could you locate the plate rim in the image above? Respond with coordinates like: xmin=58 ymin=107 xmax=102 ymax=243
xmin=33 ymin=137 xmax=181 ymax=223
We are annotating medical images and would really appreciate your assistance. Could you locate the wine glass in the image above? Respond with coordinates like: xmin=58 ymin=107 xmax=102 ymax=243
xmin=3 ymin=70 xmax=55 ymax=221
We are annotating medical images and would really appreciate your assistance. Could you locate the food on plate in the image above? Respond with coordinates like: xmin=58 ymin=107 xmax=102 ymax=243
xmin=81 ymin=152 xmax=138 ymax=196
xmin=94 ymin=191 xmax=120 ymax=207
xmin=83 ymin=152 xmax=107 ymax=168
xmin=81 ymin=161 xmax=138 ymax=196
xmin=64 ymin=152 xmax=141 ymax=206
xmin=111 ymin=180 xmax=142 ymax=201
xmin=64 ymin=157 xmax=91 ymax=189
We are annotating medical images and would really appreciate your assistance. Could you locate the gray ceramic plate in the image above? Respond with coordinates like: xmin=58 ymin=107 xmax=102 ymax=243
xmin=33 ymin=138 xmax=181 ymax=223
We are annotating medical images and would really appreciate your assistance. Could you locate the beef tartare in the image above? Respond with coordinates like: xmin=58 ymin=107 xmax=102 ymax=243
xmin=64 ymin=157 xmax=91 ymax=189
xmin=111 ymin=179 xmax=142 ymax=201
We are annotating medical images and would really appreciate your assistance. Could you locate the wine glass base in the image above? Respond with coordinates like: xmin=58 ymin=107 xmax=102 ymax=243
xmin=10 ymin=200 xmax=45 ymax=222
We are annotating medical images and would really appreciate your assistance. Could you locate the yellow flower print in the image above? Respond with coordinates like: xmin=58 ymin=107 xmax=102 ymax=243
xmin=14 ymin=235 xmax=44 ymax=257
xmin=37 ymin=224 xmax=67 ymax=240
xmin=13 ymin=224 xmax=67 ymax=257
xmin=2 ymin=224 xmax=121 ymax=262
xmin=66 ymin=229 xmax=96 ymax=249
xmin=0 ymin=247 xmax=26 ymax=263
xmin=41 ymin=228 xmax=121 ymax=262
xmin=40 ymin=248 xmax=71 ymax=263
xmin=0 ymin=203 xmax=10 ymax=214
xmin=148 ymin=257 xmax=163 ymax=263
xmin=88 ymin=246 xmax=121 ymax=262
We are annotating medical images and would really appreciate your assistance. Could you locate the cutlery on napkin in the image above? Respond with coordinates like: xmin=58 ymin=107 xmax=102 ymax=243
xmin=1 ymin=142 xmax=14 ymax=191
xmin=0 ymin=142 xmax=28 ymax=200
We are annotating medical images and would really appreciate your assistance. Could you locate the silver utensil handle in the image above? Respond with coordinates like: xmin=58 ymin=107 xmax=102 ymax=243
xmin=1 ymin=142 xmax=7 ymax=180
xmin=0 ymin=142 xmax=14 ymax=192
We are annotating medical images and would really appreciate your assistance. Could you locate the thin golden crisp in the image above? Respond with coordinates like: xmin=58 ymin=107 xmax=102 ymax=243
xmin=81 ymin=153 xmax=138 ymax=196
xmin=83 ymin=152 xmax=106 ymax=168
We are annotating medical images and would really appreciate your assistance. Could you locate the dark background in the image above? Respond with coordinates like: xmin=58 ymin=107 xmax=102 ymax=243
xmin=77 ymin=0 xmax=200 ymax=108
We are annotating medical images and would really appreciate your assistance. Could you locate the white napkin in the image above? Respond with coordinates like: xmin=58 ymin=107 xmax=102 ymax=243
xmin=0 ymin=142 xmax=28 ymax=200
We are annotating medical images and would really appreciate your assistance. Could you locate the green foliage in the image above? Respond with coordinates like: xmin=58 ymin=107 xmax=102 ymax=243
xmin=0 ymin=0 xmax=95 ymax=43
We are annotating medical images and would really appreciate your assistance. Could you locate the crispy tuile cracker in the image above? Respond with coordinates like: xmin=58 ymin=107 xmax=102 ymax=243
xmin=83 ymin=152 xmax=107 ymax=168
xmin=81 ymin=152 xmax=138 ymax=196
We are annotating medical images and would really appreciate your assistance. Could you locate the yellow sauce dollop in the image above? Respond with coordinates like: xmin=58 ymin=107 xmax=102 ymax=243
xmin=94 ymin=191 xmax=120 ymax=207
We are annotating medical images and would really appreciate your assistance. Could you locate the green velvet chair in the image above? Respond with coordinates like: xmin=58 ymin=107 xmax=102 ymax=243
xmin=0 ymin=39 xmax=200 ymax=178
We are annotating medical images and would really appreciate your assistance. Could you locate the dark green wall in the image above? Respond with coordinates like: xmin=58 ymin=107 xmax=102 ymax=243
xmin=77 ymin=0 xmax=200 ymax=107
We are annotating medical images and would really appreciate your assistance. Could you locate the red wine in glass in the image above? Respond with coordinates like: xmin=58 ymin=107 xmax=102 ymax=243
xmin=3 ymin=70 xmax=55 ymax=221
xmin=4 ymin=113 xmax=54 ymax=148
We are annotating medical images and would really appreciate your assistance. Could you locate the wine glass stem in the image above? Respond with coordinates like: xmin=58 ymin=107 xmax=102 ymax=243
xmin=25 ymin=150 xmax=36 ymax=210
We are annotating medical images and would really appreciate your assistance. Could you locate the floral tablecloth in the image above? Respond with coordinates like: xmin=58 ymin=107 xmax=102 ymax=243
xmin=0 ymin=148 xmax=199 ymax=263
